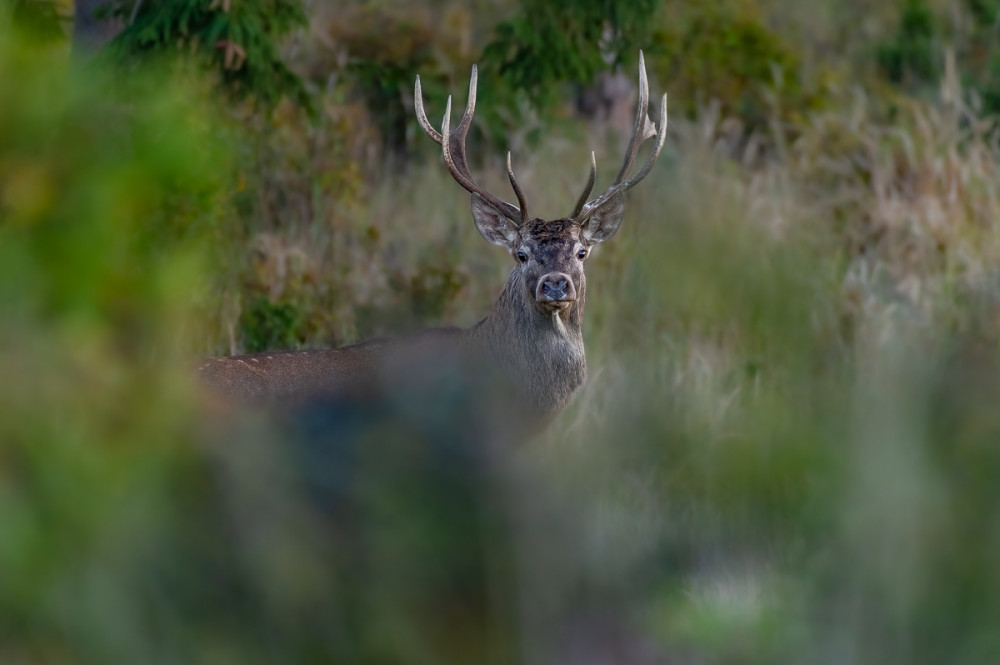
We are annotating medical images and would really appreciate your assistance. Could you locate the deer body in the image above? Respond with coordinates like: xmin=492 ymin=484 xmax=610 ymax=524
xmin=199 ymin=249 xmax=588 ymax=426
xmin=199 ymin=54 xmax=666 ymax=432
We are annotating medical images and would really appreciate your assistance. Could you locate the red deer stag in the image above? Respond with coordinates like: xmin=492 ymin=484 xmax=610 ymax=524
xmin=198 ymin=52 xmax=667 ymax=433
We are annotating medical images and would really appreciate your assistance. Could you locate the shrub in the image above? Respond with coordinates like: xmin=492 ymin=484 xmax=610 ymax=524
xmin=0 ymin=23 xmax=239 ymax=662
xmin=650 ymin=0 xmax=826 ymax=129
xmin=240 ymin=294 xmax=306 ymax=352
xmin=876 ymin=0 xmax=1000 ymax=114
xmin=481 ymin=0 xmax=659 ymax=114
xmin=5 ymin=0 xmax=66 ymax=43
xmin=103 ymin=0 xmax=310 ymax=108
xmin=318 ymin=3 xmax=475 ymax=157
xmin=877 ymin=0 xmax=939 ymax=87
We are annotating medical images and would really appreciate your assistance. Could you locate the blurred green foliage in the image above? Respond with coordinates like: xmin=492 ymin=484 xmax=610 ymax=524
xmin=103 ymin=0 xmax=310 ymax=109
xmin=877 ymin=0 xmax=1000 ymax=113
xmin=324 ymin=4 xmax=475 ymax=156
xmin=318 ymin=0 xmax=826 ymax=151
xmin=240 ymin=294 xmax=305 ymax=352
xmin=651 ymin=0 xmax=825 ymax=127
xmin=5 ymin=0 xmax=66 ymax=43
xmin=481 ymin=0 xmax=658 ymax=111
xmin=0 ymin=20 xmax=234 ymax=662
xmin=878 ymin=0 xmax=939 ymax=86
xmin=0 ymin=28 xmax=227 ymax=350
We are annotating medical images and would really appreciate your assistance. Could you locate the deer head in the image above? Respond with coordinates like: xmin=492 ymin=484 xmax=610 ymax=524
xmin=414 ymin=52 xmax=667 ymax=326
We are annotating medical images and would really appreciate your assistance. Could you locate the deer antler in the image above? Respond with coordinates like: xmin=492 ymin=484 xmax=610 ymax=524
xmin=415 ymin=67 xmax=527 ymax=225
xmin=572 ymin=51 xmax=668 ymax=222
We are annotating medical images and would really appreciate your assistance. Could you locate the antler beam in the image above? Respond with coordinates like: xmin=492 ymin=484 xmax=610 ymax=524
xmin=415 ymin=67 xmax=527 ymax=225
xmin=574 ymin=51 xmax=668 ymax=223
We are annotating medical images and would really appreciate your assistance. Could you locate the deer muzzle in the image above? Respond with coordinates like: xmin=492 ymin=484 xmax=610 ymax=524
xmin=537 ymin=273 xmax=577 ymax=307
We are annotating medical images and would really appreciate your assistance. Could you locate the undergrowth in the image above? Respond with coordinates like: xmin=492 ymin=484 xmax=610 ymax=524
xmin=4 ymin=2 xmax=1000 ymax=663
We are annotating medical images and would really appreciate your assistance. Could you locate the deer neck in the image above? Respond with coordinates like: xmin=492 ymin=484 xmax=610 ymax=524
xmin=470 ymin=270 xmax=587 ymax=421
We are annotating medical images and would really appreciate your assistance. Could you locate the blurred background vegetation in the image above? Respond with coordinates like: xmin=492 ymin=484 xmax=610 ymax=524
xmin=3 ymin=0 xmax=1000 ymax=663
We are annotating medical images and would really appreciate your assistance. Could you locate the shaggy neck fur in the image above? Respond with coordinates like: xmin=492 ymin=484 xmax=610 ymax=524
xmin=470 ymin=269 xmax=587 ymax=424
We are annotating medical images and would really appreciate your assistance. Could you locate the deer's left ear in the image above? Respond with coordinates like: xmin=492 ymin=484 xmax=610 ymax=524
xmin=580 ymin=192 xmax=625 ymax=245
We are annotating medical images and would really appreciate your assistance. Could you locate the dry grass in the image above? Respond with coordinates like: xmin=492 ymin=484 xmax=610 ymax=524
xmin=183 ymin=58 xmax=1000 ymax=662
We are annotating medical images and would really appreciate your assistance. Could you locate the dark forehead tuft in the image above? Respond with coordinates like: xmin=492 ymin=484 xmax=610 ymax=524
xmin=524 ymin=218 xmax=580 ymax=240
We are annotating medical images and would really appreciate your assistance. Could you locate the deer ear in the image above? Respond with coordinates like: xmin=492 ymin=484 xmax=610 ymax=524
xmin=471 ymin=193 xmax=519 ymax=248
xmin=580 ymin=192 xmax=625 ymax=244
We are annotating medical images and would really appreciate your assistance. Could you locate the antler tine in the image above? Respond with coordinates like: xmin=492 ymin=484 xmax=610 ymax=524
xmin=618 ymin=93 xmax=667 ymax=191
xmin=441 ymin=96 xmax=472 ymax=191
xmin=614 ymin=50 xmax=652 ymax=185
xmin=579 ymin=93 xmax=668 ymax=221
xmin=457 ymin=65 xmax=478 ymax=137
xmin=575 ymin=53 xmax=668 ymax=223
xmin=414 ymin=67 xmax=482 ymax=149
xmin=570 ymin=151 xmax=597 ymax=219
xmin=507 ymin=152 xmax=528 ymax=223
xmin=418 ymin=65 xmax=524 ymax=223
xmin=440 ymin=89 xmax=522 ymax=222
xmin=414 ymin=75 xmax=443 ymax=144
xmin=446 ymin=65 xmax=479 ymax=182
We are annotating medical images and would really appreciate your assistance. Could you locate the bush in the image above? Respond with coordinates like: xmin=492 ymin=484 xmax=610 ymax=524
xmin=877 ymin=0 xmax=939 ymax=87
xmin=103 ymin=0 xmax=310 ymax=109
xmin=876 ymin=0 xmax=1000 ymax=114
xmin=5 ymin=0 xmax=66 ymax=43
xmin=481 ymin=0 xmax=658 ymax=115
xmin=0 ymin=22 xmax=239 ymax=663
xmin=316 ymin=3 xmax=475 ymax=157
xmin=650 ymin=0 xmax=826 ymax=129
xmin=240 ymin=294 xmax=306 ymax=352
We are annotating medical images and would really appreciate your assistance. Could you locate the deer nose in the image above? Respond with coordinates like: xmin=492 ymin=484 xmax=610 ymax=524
xmin=537 ymin=273 xmax=576 ymax=302
xmin=545 ymin=279 xmax=568 ymax=298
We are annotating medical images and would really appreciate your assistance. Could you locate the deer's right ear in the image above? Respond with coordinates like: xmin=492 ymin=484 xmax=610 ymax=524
xmin=471 ymin=193 xmax=519 ymax=248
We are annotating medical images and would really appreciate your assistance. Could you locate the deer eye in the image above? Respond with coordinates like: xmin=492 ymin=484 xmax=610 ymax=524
xmin=577 ymin=249 xmax=587 ymax=260
xmin=517 ymin=251 xmax=528 ymax=263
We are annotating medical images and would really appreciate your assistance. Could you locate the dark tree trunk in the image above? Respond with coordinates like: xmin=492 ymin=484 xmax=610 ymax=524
xmin=73 ymin=0 xmax=122 ymax=54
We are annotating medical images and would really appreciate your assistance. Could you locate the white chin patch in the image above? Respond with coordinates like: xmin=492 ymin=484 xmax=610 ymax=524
xmin=551 ymin=309 xmax=567 ymax=336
